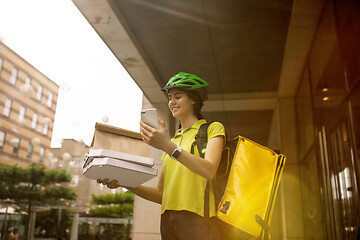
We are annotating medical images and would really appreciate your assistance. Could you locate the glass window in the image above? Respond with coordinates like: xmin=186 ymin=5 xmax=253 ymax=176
xmin=300 ymin=146 xmax=324 ymax=238
xmin=349 ymin=80 xmax=360 ymax=171
xmin=71 ymin=175 xmax=79 ymax=187
xmin=18 ymin=106 xmax=26 ymax=122
xmin=327 ymin=113 xmax=358 ymax=239
xmin=307 ymin=1 xmax=359 ymax=238
xmin=58 ymin=159 xmax=64 ymax=168
xmin=47 ymin=92 xmax=53 ymax=108
xmin=12 ymin=137 xmax=20 ymax=155
xmin=296 ymin=66 xmax=315 ymax=160
xmin=333 ymin=167 xmax=353 ymax=200
xmin=309 ymin=0 xmax=346 ymax=128
xmin=39 ymin=147 xmax=45 ymax=164
xmin=73 ymin=157 xmax=81 ymax=167
xmin=43 ymin=122 xmax=49 ymax=135
xmin=36 ymin=85 xmax=43 ymax=101
xmin=31 ymin=113 xmax=38 ymax=129
xmin=50 ymin=158 xmax=58 ymax=168
xmin=69 ymin=157 xmax=81 ymax=168
xmin=3 ymin=98 xmax=12 ymax=117
xmin=26 ymin=143 xmax=33 ymax=161
xmin=335 ymin=0 xmax=360 ymax=89
xmin=25 ymin=77 xmax=31 ymax=85
xmin=0 ymin=131 xmax=5 ymax=151
xmin=10 ymin=68 xmax=18 ymax=85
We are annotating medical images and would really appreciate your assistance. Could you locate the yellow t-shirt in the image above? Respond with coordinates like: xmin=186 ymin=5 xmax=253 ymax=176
xmin=161 ymin=119 xmax=226 ymax=217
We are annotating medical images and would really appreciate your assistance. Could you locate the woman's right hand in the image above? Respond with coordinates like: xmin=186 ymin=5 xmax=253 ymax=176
xmin=140 ymin=118 xmax=173 ymax=152
xmin=97 ymin=178 xmax=121 ymax=189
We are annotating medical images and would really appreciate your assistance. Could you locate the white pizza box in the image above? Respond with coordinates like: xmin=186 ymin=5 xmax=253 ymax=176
xmin=83 ymin=157 xmax=158 ymax=188
xmin=85 ymin=149 xmax=154 ymax=167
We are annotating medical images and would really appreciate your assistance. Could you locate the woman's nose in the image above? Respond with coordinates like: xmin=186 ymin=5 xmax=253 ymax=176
xmin=169 ymin=98 xmax=175 ymax=105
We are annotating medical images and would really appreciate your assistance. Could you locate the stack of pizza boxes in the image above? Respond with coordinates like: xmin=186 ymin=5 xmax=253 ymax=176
xmin=83 ymin=122 xmax=157 ymax=188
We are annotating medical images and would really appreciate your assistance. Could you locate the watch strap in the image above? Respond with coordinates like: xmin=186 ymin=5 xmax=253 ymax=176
xmin=171 ymin=145 xmax=182 ymax=159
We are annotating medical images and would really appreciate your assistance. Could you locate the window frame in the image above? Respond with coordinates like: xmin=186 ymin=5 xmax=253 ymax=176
xmin=31 ymin=113 xmax=38 ymax=129
xmin=0 ymin=58 xmax=3 ymax=73
xmin=0 ymin=131 xmax=5 ymax=151
xmin=12 ymin=137 xmax=20 ymax=155
xmin=39 ymin=147 xmax=45 ymax=164
xmin=10 ymin=68 xmax=18 ymax=85
xmin=36 ymin=85 xmax=43 ymax=101
xmin=26 ymin=142 xmax=33 ymax=161
xmin=4 ymin=98 xmax=12 ymax=117
xmin=47 ymin=92 xmax=53 ymax=108
xmin=43 ymin=122 xmax=49 ymax=135
xmin=25 ymin=77 xmax=31 ymax=85
xmin=18 ymin=106 xmax=26 ymax=122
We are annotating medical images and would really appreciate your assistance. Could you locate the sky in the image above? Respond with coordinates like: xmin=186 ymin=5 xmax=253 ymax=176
xmin=0 ymin=0 xmax=144 ymax=148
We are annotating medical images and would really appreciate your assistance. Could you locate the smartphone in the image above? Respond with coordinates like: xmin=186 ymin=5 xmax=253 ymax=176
xmin=141 ymin=108 xmax=159 ymax=129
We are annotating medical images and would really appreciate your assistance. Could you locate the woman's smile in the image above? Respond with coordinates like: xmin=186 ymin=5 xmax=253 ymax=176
xmin=171 ymin=106 xmax=180 ymax=112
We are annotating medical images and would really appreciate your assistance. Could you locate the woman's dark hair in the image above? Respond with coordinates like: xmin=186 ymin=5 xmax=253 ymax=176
xmin=186 ymin=91 xmax=205 ymax=120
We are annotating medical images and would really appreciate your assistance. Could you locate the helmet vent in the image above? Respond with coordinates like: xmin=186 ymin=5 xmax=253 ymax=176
xmin=194 ymin=79 xmax=205 ymax=85
xmin=182 ymin=81 xmax=196 ymax=86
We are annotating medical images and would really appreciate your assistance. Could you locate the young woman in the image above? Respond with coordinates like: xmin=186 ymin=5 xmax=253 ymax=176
xmin=99 ymin=72 xmax=225 ymax=240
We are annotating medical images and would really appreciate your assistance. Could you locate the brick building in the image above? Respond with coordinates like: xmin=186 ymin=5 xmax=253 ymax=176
xmin=0 ymin=42 xmax=58 ymax=167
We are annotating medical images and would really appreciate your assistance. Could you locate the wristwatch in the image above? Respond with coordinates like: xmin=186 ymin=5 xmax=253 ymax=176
xmin=170 ymin=145 xmax=182 ymax=159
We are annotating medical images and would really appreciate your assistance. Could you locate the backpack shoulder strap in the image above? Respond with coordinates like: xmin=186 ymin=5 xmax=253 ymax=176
xmin=191 ymin=121 xmax=213 ymax=158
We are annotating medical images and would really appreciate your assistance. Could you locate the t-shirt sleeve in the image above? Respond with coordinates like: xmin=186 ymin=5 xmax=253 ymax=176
xmin=208 ymin=121 xmax=226 ymax=145
xmin=161 ymin=151 xmax=167 ymax=162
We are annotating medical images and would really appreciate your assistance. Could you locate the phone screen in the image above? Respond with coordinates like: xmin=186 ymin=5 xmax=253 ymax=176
xmin=141 ymin=108 xmax=159 ymax=129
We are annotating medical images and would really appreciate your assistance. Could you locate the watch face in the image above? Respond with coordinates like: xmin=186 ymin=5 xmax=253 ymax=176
xmin=171 ymin=146 xmax=182 ymax=159
xmin=172 ymin=149 xmax=181 ymax=159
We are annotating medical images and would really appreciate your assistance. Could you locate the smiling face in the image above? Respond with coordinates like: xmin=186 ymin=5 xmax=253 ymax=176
xmin=167 ymin=88 xmax=196 ymax=119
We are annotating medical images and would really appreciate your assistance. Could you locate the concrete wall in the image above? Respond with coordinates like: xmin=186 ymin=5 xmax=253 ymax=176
xmin=131 ymin=96 xmax=171 ymax=240
xmin=276 ymin=98 xmax=305 ymax=239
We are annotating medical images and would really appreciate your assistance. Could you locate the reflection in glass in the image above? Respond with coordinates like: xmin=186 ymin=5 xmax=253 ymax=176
xmin=329 ymin=116 xmax=358 ymax=239
xmin=349 ymin=81 xmax=360 ymax=170
xmin=309 ymin=0 xmax=346 ymax=127
xmin=299 ymin=147 xmax=324 ymax=238
xmin=296 ymin=66 xmax=315 ymax=160
xmin=308 ymin=0 xmax=360 ymax=238
xmin=334 ymin=0 xmax=360 ymax=89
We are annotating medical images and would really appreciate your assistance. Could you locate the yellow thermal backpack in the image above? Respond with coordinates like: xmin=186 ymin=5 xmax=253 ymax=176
xmin=192 ymin=122 xmax=286 ymax=240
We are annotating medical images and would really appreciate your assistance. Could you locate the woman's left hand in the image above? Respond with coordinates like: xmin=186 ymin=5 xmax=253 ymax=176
xmin=140 ymin=118 xmax=171 ymax=151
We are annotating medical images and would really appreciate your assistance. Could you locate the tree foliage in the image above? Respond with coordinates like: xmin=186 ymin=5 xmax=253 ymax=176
xmin=90 ymin=192 xmax=134 ymax=205
xmin=89 ymin=204 xmax=133 ymax=218
xmin=0 ymin=164 xmax=77 ymax=239
xmin=0 ymin=163 xmax=76 ymax=202
xmin=89 ymin=192 xmax=134 ymax=218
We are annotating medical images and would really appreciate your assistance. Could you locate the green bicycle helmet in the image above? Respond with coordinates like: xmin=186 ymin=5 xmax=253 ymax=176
xmin=162 ymin=72 xmax=210 ymax=101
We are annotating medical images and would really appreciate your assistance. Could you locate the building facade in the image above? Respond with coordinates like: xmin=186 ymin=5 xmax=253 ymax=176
xmin=50 ymin=138 xmax=123 ymax=205
xmin=0 ymin=42 xmax=59 ymax=168
xmin=295 ymin=0 xmax=360 ymax=238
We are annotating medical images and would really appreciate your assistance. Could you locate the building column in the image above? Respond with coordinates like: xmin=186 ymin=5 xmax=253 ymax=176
xmin=70 ymin=213 xmax=79 ymax=240
xmin=276 ymin=98 xmax=305 ymax=240
xmin=27 ymin=211 xmax=36 ymax=240
xmin=131 ymin=97 xmax=169 ymax=240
